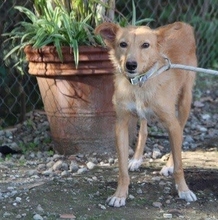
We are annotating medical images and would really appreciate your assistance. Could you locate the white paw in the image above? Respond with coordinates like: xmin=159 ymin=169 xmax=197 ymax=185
xmin=106 ymin=196 xmax=126 ymax=207
xmin=178 ymin=190 xmax=197 ymax=202
xmin=128 ymin=158 xmax=143 ymax=171
xmin=160 ymin=166 xmax=174 ymax=176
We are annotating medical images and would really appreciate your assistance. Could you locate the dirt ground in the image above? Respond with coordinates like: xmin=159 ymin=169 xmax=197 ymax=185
xmin=0 ymin=148 xmax=217 ymax=220
xmin=1 ymin=75 xmax=218 ymax=220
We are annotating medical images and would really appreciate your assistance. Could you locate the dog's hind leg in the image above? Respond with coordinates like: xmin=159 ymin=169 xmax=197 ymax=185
xmin=128 ymin=119 xmax=147 ymax=171
xmin=177 ymin=78 xmax=195 ymax=129
xmin=161 ymin=78 xmax=195 ymax=177
xmin=158 ymin=108 xmax=197 ymax=202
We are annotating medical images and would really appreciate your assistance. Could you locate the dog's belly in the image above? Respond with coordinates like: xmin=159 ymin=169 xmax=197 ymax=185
xmin=126 ymin=101 xmax=153 ymax=119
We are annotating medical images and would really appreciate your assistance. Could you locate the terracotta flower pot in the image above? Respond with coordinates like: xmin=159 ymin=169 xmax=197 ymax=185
xmin=24 ymin=45 xmax=116 ymax=155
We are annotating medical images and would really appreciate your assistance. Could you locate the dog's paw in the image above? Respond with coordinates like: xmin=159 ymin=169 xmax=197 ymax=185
xmin=160 ymin=166 xmax=174 ymax=176
xmin=178 ymin=190 xmax=197 ymax=202
xmin=106 ymin=196 xmax=126 ymax=207
xmin=128 ymin=158 xmax=143 ymax=171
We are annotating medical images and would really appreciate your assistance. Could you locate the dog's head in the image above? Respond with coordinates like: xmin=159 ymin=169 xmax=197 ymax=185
xmin=95 ymin=23 xmax=162 ymax=78
xmin=95 ymin=22 xmax=196 ymax=80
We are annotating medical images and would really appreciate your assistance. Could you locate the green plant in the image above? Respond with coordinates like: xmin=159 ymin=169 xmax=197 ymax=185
xmin=3 ymin=0 xmax=153 ymax=69
xmin=19 ymin=142 xmax=38 ymax=153
xmin=3 ymin=0 xmax=112 ymax=67
xmin=5 ymin=154 xmax=12 ymax=161
xmin=47 ymin=150 xmax=54 ymax=156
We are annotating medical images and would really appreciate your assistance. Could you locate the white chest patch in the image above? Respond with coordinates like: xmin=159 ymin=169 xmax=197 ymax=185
xmin=126 ymin=101 xmax=153 ymax=119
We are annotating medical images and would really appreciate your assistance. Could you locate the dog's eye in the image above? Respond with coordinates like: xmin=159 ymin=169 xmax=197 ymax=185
xmin=120 ymin=42 xmax=128 ymax=48
xmin=142 ymin=42 xmax=150 ymax=48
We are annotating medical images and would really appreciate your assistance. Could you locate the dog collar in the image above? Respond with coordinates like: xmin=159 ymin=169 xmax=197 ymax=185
xmin=129 ymin=56 xmax=171 ymax=86
xmin=129 ymin=63 xmax=159 ymax=86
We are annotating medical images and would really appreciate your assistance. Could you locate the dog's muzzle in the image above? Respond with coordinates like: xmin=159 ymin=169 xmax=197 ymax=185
xmin=129 ymin=63 xmax=159 ymax=86
xmin=128 ymin=56 xmax=171 ymax=86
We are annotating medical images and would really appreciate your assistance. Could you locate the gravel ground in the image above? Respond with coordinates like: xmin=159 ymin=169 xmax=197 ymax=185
xmin=0 ymin=83 xmax=218 ymax=220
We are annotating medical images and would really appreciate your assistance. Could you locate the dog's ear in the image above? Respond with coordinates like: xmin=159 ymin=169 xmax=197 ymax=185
xmin=155 ymin=22 xmax=183 ymax=52
xmin=156 ymin=22 xmax=195 ymax=56
xmin=94 ymin=22 xmax=119 ymax=48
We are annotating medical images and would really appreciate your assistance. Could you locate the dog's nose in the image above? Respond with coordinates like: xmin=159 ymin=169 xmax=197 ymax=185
xmin=126 ymin=61 xmax=137 ymax=72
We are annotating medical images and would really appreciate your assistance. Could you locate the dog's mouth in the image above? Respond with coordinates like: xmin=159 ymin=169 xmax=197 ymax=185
xmin=125 ymin=70 xmax=138 ymax=77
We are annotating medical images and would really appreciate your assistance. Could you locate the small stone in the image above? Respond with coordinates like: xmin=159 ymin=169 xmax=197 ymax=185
xmin=108 ymin=158 xmax=114 ymax=165
xmin=129 ymin=194 xmax=135 ymax=200
xmin=52 ymin=160 xmax=63 ymax=171
xmin=92 ymin=176 xmax=98 ymax=181
xmin=34 ymin=137 xmax=40 ymax=145
xmin=36 ymin=151 xmax=43 ymax=159
xmin=152 ymin=148 xmax=162 ymax=159
xmin=86 ymin=161 xmax=96 ymax=170
xmin=29 ymin=152 xmax=35 ymax=158
xmin=61 ymin=170 xmax=70 ymax=177
xmin=163 ymin=187 xmax=171 ymax=194
xmin=33 ymin=214 xmax=43 ymax=220
xmin=15 ymin=197 xmax=22 ymax=202
xmin=88 ymin=157 xmax=98 ymax=164
xmin=42 ymin=169 xmax=53 ymax=176
xmin=194 ymin=101 xmax=204 ymax=107
xmin=25 ymin=170 xmax=38 ymax=177
xmin=37 ymin=164 xmax=46 ymax=171
xmin=184 ymin=135 xmax=194 ymax=143
xmin=152 ymin=176 xmax=161 ymax=181
xmin=163 ymin=213 xmax=172 ymax=218
xmin=197 ymin=125 xmax=207 ymax=132
xmin=0 ymin=164 xmax=9 ymax=170
xmin=36 ymin=204 xmax=44 ymax=213
xmin=77 ymin=167 xmax=88 ymax=174
xmin=7 ymin=186 xmax=15 ymax=191
xmin=137 ymin=188 xmax=143 ymax=194
xmin=129 ymin=147 xmax=134 ymax=156
xmin=15 ymin=214 xmax=22 ymax=219
xmin=10 ymin=142 xmax=19 ymax=151
xmin=152 ymin=201 xmax=162 ymax=208
xmin=61 ymin=162 xmax=69 ymax=171
xmin=201 ymin=114 xmax=211 ymax=120
xmin=165 ymin=199 xmax=171 ymax=204
xmin=19 ymin=155 xmax=25 ymax=161
xmin=46 ymin=161 xmax=55 ymax=169
xmin=98 ymin=204 xmax=106 ymax=210
xmin=76 ymin=153 xmax=84 ymax=158
xmin=5 ymin=130 xmax=12 ymax=138
xmin=3 ymin=212 xmax=11 ymax=217
xmin=159 ymin=181 xmax=166 ymax=186
xmin=69 ymin=161 xmax=79 ymax=172
xmin=52 ymin=154 xmax=63 ymax=161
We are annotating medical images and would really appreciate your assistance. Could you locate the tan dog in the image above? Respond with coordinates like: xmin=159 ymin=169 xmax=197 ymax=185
xmin=95 ymin=22 xmax=197 ymax=207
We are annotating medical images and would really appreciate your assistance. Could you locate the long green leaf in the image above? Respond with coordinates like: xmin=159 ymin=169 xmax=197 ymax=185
xmin=132 ymin=0 xmax=136 ymax=25
xmin=71 ymin=40 xmax=79 ymax=68
xmin=15 ymin=6 xmax=37 ymax=23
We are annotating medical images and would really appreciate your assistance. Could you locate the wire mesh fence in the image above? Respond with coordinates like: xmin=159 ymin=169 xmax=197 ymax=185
xmin=0 ymin=0 xmax=218 ymax=128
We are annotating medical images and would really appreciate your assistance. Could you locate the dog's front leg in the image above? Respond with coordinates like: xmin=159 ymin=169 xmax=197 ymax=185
xmin=107 ymin=114 xmax=130 ymax=207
